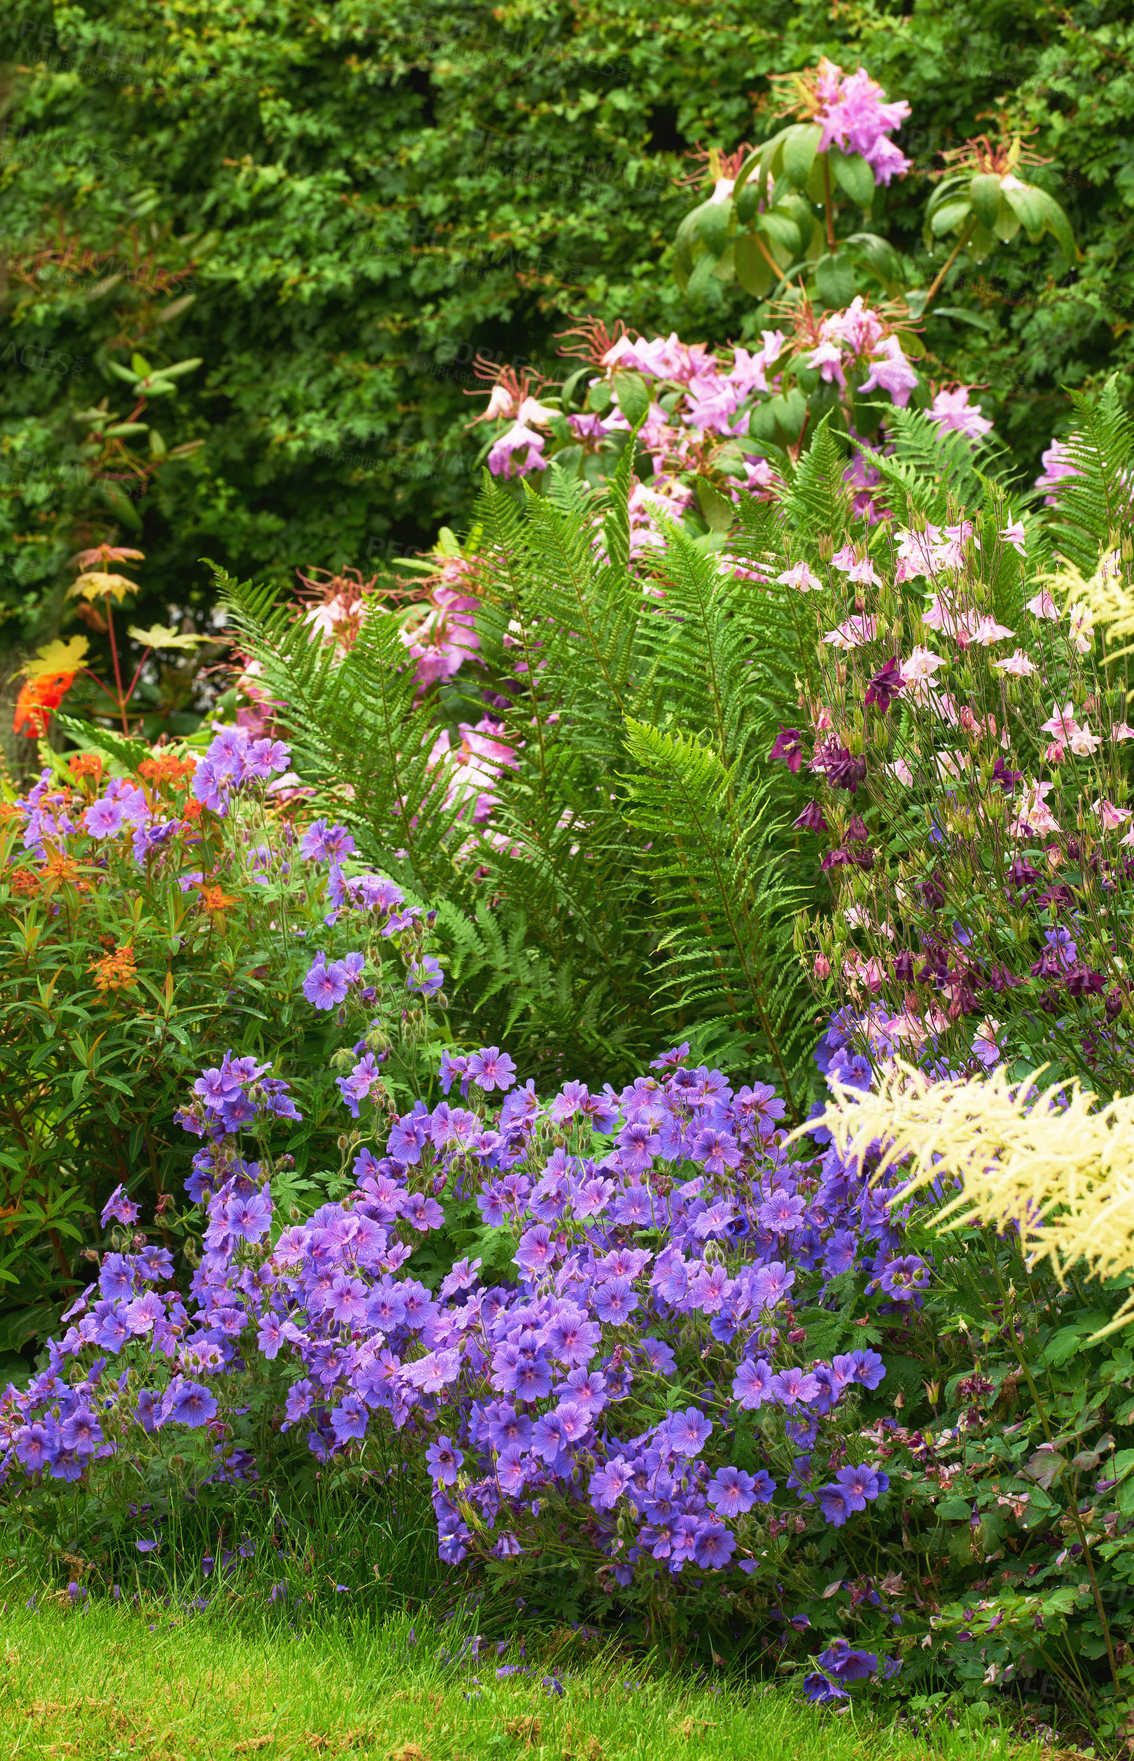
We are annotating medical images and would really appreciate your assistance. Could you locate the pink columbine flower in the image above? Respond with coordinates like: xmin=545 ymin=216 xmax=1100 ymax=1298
xmin=1025 ymin=589 xmax=1059 ymax=621
xmin=1093 ymin=798 xmax=1133 ymax=831
xmin=999 ymin=520 xmax=1027 ymax=554
xmin=1113 ymin=722 xmax=1134 ymax=742
xmin=830 ymin=544 xmax=881 ymax=585
xmin=886 ymin=758 xmax=914 ymax=785
xmin=777 ymin=561 xmax=823 ymax=592
xmin=926 ymin=386 xmax=993 ymax=441
xmin=992 ymin=649 xmax=1037 ymax=677
xmin=899 ymin=646 xmax=944 ymax=684
xmin=824 ymin=615 xmax=878 ymax=649
xmin=1068 ymin=723 xmax=1102 ymax=757
xmin=1039 ymin=701 xmax=1079 ymax=740
xmin=1067 ymin=604 xmax=1094 ymax=654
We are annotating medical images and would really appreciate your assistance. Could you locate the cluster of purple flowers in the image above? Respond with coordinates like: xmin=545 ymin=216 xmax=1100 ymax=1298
xmin=16 ymin=768 xmax=182 ymax=866
xmin=0 ymin=997 xmax=933 ymax=1632
xmin=191 ymin=727 xmax=291 ymax=815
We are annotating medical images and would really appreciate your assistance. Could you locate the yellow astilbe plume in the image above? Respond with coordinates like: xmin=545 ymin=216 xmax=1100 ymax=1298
xmin=1044 ymin=539 xmax=1134 ymax=667
xmin=793 ymin=1059 xmax=1134 ymax=1334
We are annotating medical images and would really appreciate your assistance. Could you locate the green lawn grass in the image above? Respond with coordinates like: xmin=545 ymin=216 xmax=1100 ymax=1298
xmin=0 ymin=1597 xmax=1060 ymax=1761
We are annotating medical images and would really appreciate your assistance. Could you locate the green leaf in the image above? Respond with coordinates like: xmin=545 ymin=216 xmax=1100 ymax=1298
xmin=611 ymin=370 xmax=651 ymax=428
xmin=758 ymin=209 xmax=801 ymax=255
xmin=1002 ymin=180 xmax=1050 ymax=239
xmin=782 ymin=123 xmax=822 ymax=189
xmin=695 ymin=197 xmax=731 ymax=259
xmin=734 ymin=233 xmax=774 ymax=298
xmin=842 ymin=231 xmax=902 ymax=282
xmin=96 ymin=481 xmax=143 ymax=531
xmin=830 ymin=148 xmax=875 ymax=208
xmin=695 ymin=478 xmax=734 ymax=534
xmin=970 ymin=172 xmax=1002 ymax=229
xmin=930 ymin=199 xmax=973 ymax=238
xmin=815 ymin=252 xmax=855 ymax=308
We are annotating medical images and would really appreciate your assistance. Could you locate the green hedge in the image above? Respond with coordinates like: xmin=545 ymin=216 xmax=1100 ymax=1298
xmin=2 ymin=0 xmax=1132 ymax=646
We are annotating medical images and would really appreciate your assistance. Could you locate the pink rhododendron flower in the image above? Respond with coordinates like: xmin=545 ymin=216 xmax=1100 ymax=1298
xmin=1034 ymin=438 xmax=1080 ymax=505
xmin=926 ymin=386 xmax=992 ymax=441
xmin=858 ymin=336 xmax=918 ymax=407
xmin=487 ymin=423 xmax=547 ymax=478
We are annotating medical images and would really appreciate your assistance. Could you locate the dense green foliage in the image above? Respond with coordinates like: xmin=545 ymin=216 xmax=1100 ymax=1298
xmin=2 ymin=0 xmax=1133 ymax=667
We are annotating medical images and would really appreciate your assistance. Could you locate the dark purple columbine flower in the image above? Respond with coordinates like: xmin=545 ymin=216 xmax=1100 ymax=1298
xmin=991 ymin=756 xmax=1023 ymax=793
xmin=892 ymin=950 xmax=915 ymax=982
xmin=1005 ymin=856 xmax=1040 ymax=892
xmin=812 ymin=740 xmax=866 ymax=793
xmin=864 ymin=656 xmax=903 ymax=713
xmin=769 ymin=725 xmax=804 ymax=774
xmin=793 ymin=799 xmax=828 ymax=832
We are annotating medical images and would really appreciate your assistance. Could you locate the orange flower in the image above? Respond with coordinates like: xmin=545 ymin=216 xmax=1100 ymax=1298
xmin=89 ymin=943 xmax=138 ymax=992
xmin=9 ymin=868 xmax=40 ymax=898
xmin=198 ymin=884 xmax=238 ymax=913
xmin=41 ymin=848 xmax=80 ymax=886
xmin=182 ymin=798 xmax=205 ymax=821
xmin=68 ymin=752 xmax=104 ymax=782
xmin=13 ymin=670 xmax=76 ymax=738
xmin=139 ymin=754 xmax=197 ymax=786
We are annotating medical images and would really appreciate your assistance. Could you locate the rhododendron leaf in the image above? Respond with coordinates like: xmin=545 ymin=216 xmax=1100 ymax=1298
xmin=843 ymin=231 xmax=902 ymax=283
xmin=831 ymin=148 xmax=875 ymax=209
xmin=694 ymin=198 xmax=730 ymax=260
xmin=96 ymin=481 xmax=143 ymax=530
xmin=612 ymin=370 xmax=650 ymax=428
xmin=815 ymin=252 xmax=855 ymax=308
xmin=994 ymin=201 xmax=1021 ymax=244
xmin=782 ymin=122 xmax=821 ymax=190
xmin=758 ymin=210 xmax=801 ymax=255
xmin=970 ymin=172 xmax=1002 ymax=229
xmin=734 ymin=234 xmax=774 ymax=298
xmin=25 ymin=636 xmax=90 ymax=679
xmin=695 ymin=479 xmax=733 ymax=534
xmin=1001 ymin=181 xmax=1049 ymax=242
xmin=929 ymin=199 xmax=972 ymax=238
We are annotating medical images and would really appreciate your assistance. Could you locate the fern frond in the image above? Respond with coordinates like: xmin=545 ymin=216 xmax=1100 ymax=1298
xmin=1046 ymin=377 xmax=1134 ymax=574
xmin=622 ymin=718 xmax=813 ymax=1116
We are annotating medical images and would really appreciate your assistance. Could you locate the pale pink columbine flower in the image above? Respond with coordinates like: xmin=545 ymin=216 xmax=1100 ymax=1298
xmin=886 ymin=758 xmax=914 ymax=785
xmin=1039 ymin=701 xmax=1079 ymax=740
xmin=1093 ymin=798 xmax=1133 ymax=831
xmin=894 ymin=525 xmax=942 ymax=581
xmin=923 ymin=594 xmax=969 ymax=638
xmin=824 ymin=614 xmax=878 ymax=649
xmin=970 ymin=614 xmax=1015 ymax=646
xmin=999 ymin=520 xmax=1027 ymax=555
xmin=1043 ymin=741 xmax=1065 ymax=764
xmin=1122 ymin=824 xmax=1134 ymax=849
xmin=933 ymin=520 xmax=978 ymax=570
xmin=1025 ymin=589 xmax=1059 ymax=620
xmin=814 ymin=704 xmax=836 ymax=732
xmin=1113 ymin=722 xmax=1134 ymax=742
xmin=830 ymin=544 xmax=881 ymax=585
xmin=1068 ymin=722 xmax=1102 ymax=757
xmin=1012 ymin=779 xmax=1059 ymax=837
xmin=899 ymin=646 xmax=945 ymax=684
xmin=925 ymin=386 xmax=992 ymax=441
xmin=992 ymin=649 xmax=1036 ymax=677
xmin=776 ymin=561 xmax=823 ymax=592
xmin=1066 ymin=604 xmax=1094 ymax=655
xmin=934 ymin=749 xmax=968 ymax=780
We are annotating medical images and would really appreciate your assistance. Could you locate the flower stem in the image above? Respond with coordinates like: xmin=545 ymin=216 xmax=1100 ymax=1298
xmin=923 ymin=218 xmax=976 ymax=311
